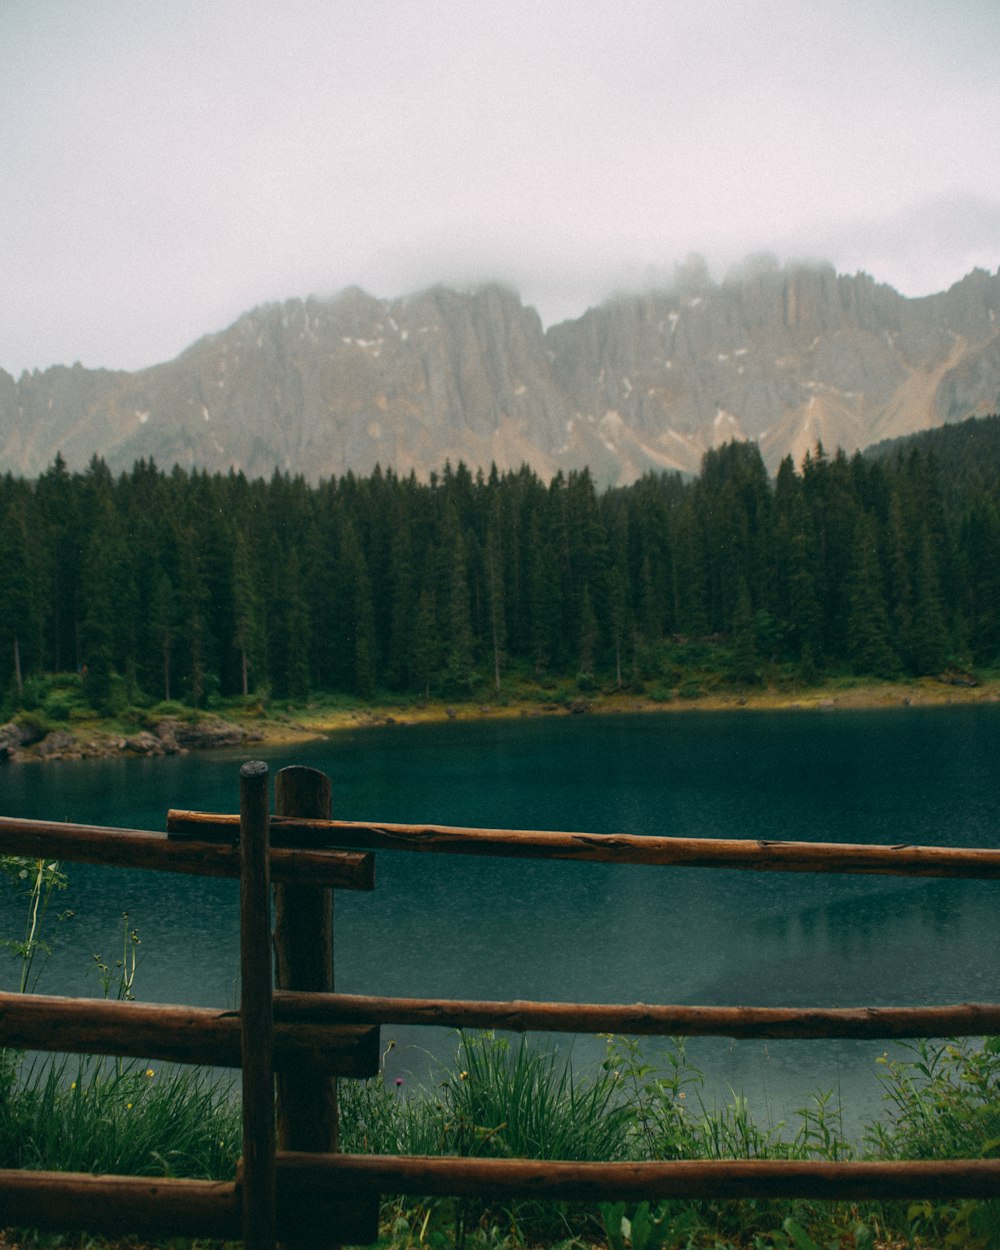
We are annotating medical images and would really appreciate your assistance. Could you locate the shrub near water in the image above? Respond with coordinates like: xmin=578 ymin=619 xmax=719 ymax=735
xmin=446 ymin=1032 xmax=632 ymax=1161
xmin=865 ymin=1039 xmax=1000 ymax=1249
xmin=3 ymin=1024 xmax=1000 ymax=1247
xmin=340 ymin=1032 xmax=1000 ymax=1249
xmin=339 ymin=1034 xmax=829 ymax=1246
xmin=340 ymin=1034 xmax=635 ymax=1248
xmin=341 ymin=1034 xmax=633 ymax=1164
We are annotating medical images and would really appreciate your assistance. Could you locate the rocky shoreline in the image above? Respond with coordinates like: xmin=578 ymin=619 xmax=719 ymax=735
xmin=0 ymin=715 xmax=262 ymax=763
xmin=1 ymin=676 xmax=998 ymax=765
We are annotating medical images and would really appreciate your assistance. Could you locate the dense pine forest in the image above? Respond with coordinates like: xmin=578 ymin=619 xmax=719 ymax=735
xmin=2 ymin=418 xmax=1000 ymax=717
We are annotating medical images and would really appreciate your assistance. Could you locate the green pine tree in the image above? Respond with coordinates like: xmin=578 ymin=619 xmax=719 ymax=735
xmin=411 ymin=585 xmax=439 ymax=699
xmin=148 ymin=569 xmax=176 ymax=703
xmin=0 ymin=504 xmax=39 ymax=700
xmin=484 ymin=509 xmax=507 ymax=694
xmin=729 ymin=578 xmax=759 ymax=685
xmin=846 ymin=513 xmax=900 ymax=678
xmin=231 ymin=532 xmax=264 ymax=697
xmin=909 ymin=527 xmax=950 ymax=675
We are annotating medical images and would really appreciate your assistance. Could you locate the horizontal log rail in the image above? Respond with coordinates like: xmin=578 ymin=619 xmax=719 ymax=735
xmin=272 ymin=990 xmax=1000 ymax=1040
xmin=3 ymin=762 xmax=998 ymax=1244
xmin=169 ymin=808 xmax=1000 ymax=878
xmin=277 ymin=1152 xmax=1000 ymax=1202
xmin=0 ymin=1169 xmax=240 ymax=1237
xmin=0 ymin=1167 xmax=377 ymax=1243
xmin=11 ymin=988 xmax=993 ymax=1067
xmin=0 ymin=992 xmax=379 ymax=1075
xmin=0 ymin=815 xmax=374 ymax=889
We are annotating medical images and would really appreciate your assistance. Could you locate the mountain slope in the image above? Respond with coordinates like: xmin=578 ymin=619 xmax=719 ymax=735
xmin=2 ymin=260 xmax=998 ymax=484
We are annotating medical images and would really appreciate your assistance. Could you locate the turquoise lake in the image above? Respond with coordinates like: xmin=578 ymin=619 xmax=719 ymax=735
xmin=2 ymin=705 xmax=998 ymax=1137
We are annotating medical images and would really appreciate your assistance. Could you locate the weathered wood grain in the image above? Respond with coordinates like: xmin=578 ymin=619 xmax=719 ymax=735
xmin=271 ymin=990 xmax=1000 ymax=1040
xmin=277 ymin=1151 xmax=1000 ymax=1201
xmin=273 ymin=765 xmax=342 ymax=1250
xmin=239 ymin=760 xmax=276 ymax=1250
xmin=0 ymin=815 xmax=374 ymax=888
xmin=0 ymin=991 xmax=379 ymax=1073
xmin=0 ymin=1169 xmax=239 ymax=1236
xmin=166 ymin=809 xmax=1000 ymax=878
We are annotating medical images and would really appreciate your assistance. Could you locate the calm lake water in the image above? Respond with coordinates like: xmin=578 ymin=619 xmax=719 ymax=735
xmin=2 ymin=705 xmax=999 ymax=1137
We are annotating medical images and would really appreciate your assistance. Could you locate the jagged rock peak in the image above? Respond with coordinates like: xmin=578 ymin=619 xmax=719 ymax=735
xmin=0 ymin=263 xmax=998 ymax=486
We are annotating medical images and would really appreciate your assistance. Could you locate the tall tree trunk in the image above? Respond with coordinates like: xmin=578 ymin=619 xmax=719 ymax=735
xmin=13 ymin=637 xmax=22 ymax=700
xmin=490 ymin=578 xmax=502 ymax=694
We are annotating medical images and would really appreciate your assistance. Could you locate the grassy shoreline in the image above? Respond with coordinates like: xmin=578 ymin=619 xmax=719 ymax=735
xmin=249 ymin=673 xmax=1000 ymax=748
xmin=4 ymin=672 xmax=1000 ymax=761
xmin=3 ymin=1029 xmax=998 ymax=1249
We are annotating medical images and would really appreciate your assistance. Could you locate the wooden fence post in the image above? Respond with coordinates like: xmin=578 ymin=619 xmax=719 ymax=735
xmin=239 ymin=760 xmax=276 ymax=1250
xmin=273 ymin=765 xmax=339 ymax=1247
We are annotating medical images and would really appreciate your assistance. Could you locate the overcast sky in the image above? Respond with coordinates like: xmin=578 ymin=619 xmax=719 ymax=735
xmin=2 ymin=0 xmax=999 ymax=375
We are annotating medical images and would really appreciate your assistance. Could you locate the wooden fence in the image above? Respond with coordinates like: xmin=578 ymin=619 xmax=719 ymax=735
xmin=1 ymin=759 xmax=1000 ymax=1247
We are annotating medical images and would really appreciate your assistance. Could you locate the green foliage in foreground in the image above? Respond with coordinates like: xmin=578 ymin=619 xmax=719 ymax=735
xmin=336 ymin=1031 xmax=1000 ymax=1250
xmin=2 ymin=1031 xmax=1000 ymax=1248
xmin=0 ymin=1053 xmax=241 ymax=1179
xmin=3 ymin=864 xmax=1000 ymax=1248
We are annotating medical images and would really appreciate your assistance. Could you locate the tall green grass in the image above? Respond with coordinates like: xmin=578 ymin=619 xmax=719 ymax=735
xmin=3 ymin=845 xmax=998 ymax=1248
xmin=3 ymin=1029 xmax=1000 ymax=1248
xmin=0 ymin=1053 xmax=241 ymax=1179
xmin=0 ymin=860 xmax=241 ymax=1194
xmin=338 ymin=1031 xmax=1000 ymax=1250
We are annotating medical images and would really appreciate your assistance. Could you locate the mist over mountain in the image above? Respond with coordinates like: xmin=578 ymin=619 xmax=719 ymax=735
xmin=2 ymin=259 xmax=999 ymax=485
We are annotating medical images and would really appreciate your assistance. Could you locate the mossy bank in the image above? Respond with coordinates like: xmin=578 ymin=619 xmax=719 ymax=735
xmin=2 ymin=673 xmax=999 ymax=764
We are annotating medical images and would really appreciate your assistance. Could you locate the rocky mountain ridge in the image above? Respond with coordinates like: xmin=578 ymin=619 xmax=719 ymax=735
xmin=2 ymin=259 xmax=999 ymax=484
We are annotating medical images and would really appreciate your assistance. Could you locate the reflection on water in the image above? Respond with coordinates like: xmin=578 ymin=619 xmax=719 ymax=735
xmin=1 ymin=706 xmax=998 ymax=1137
